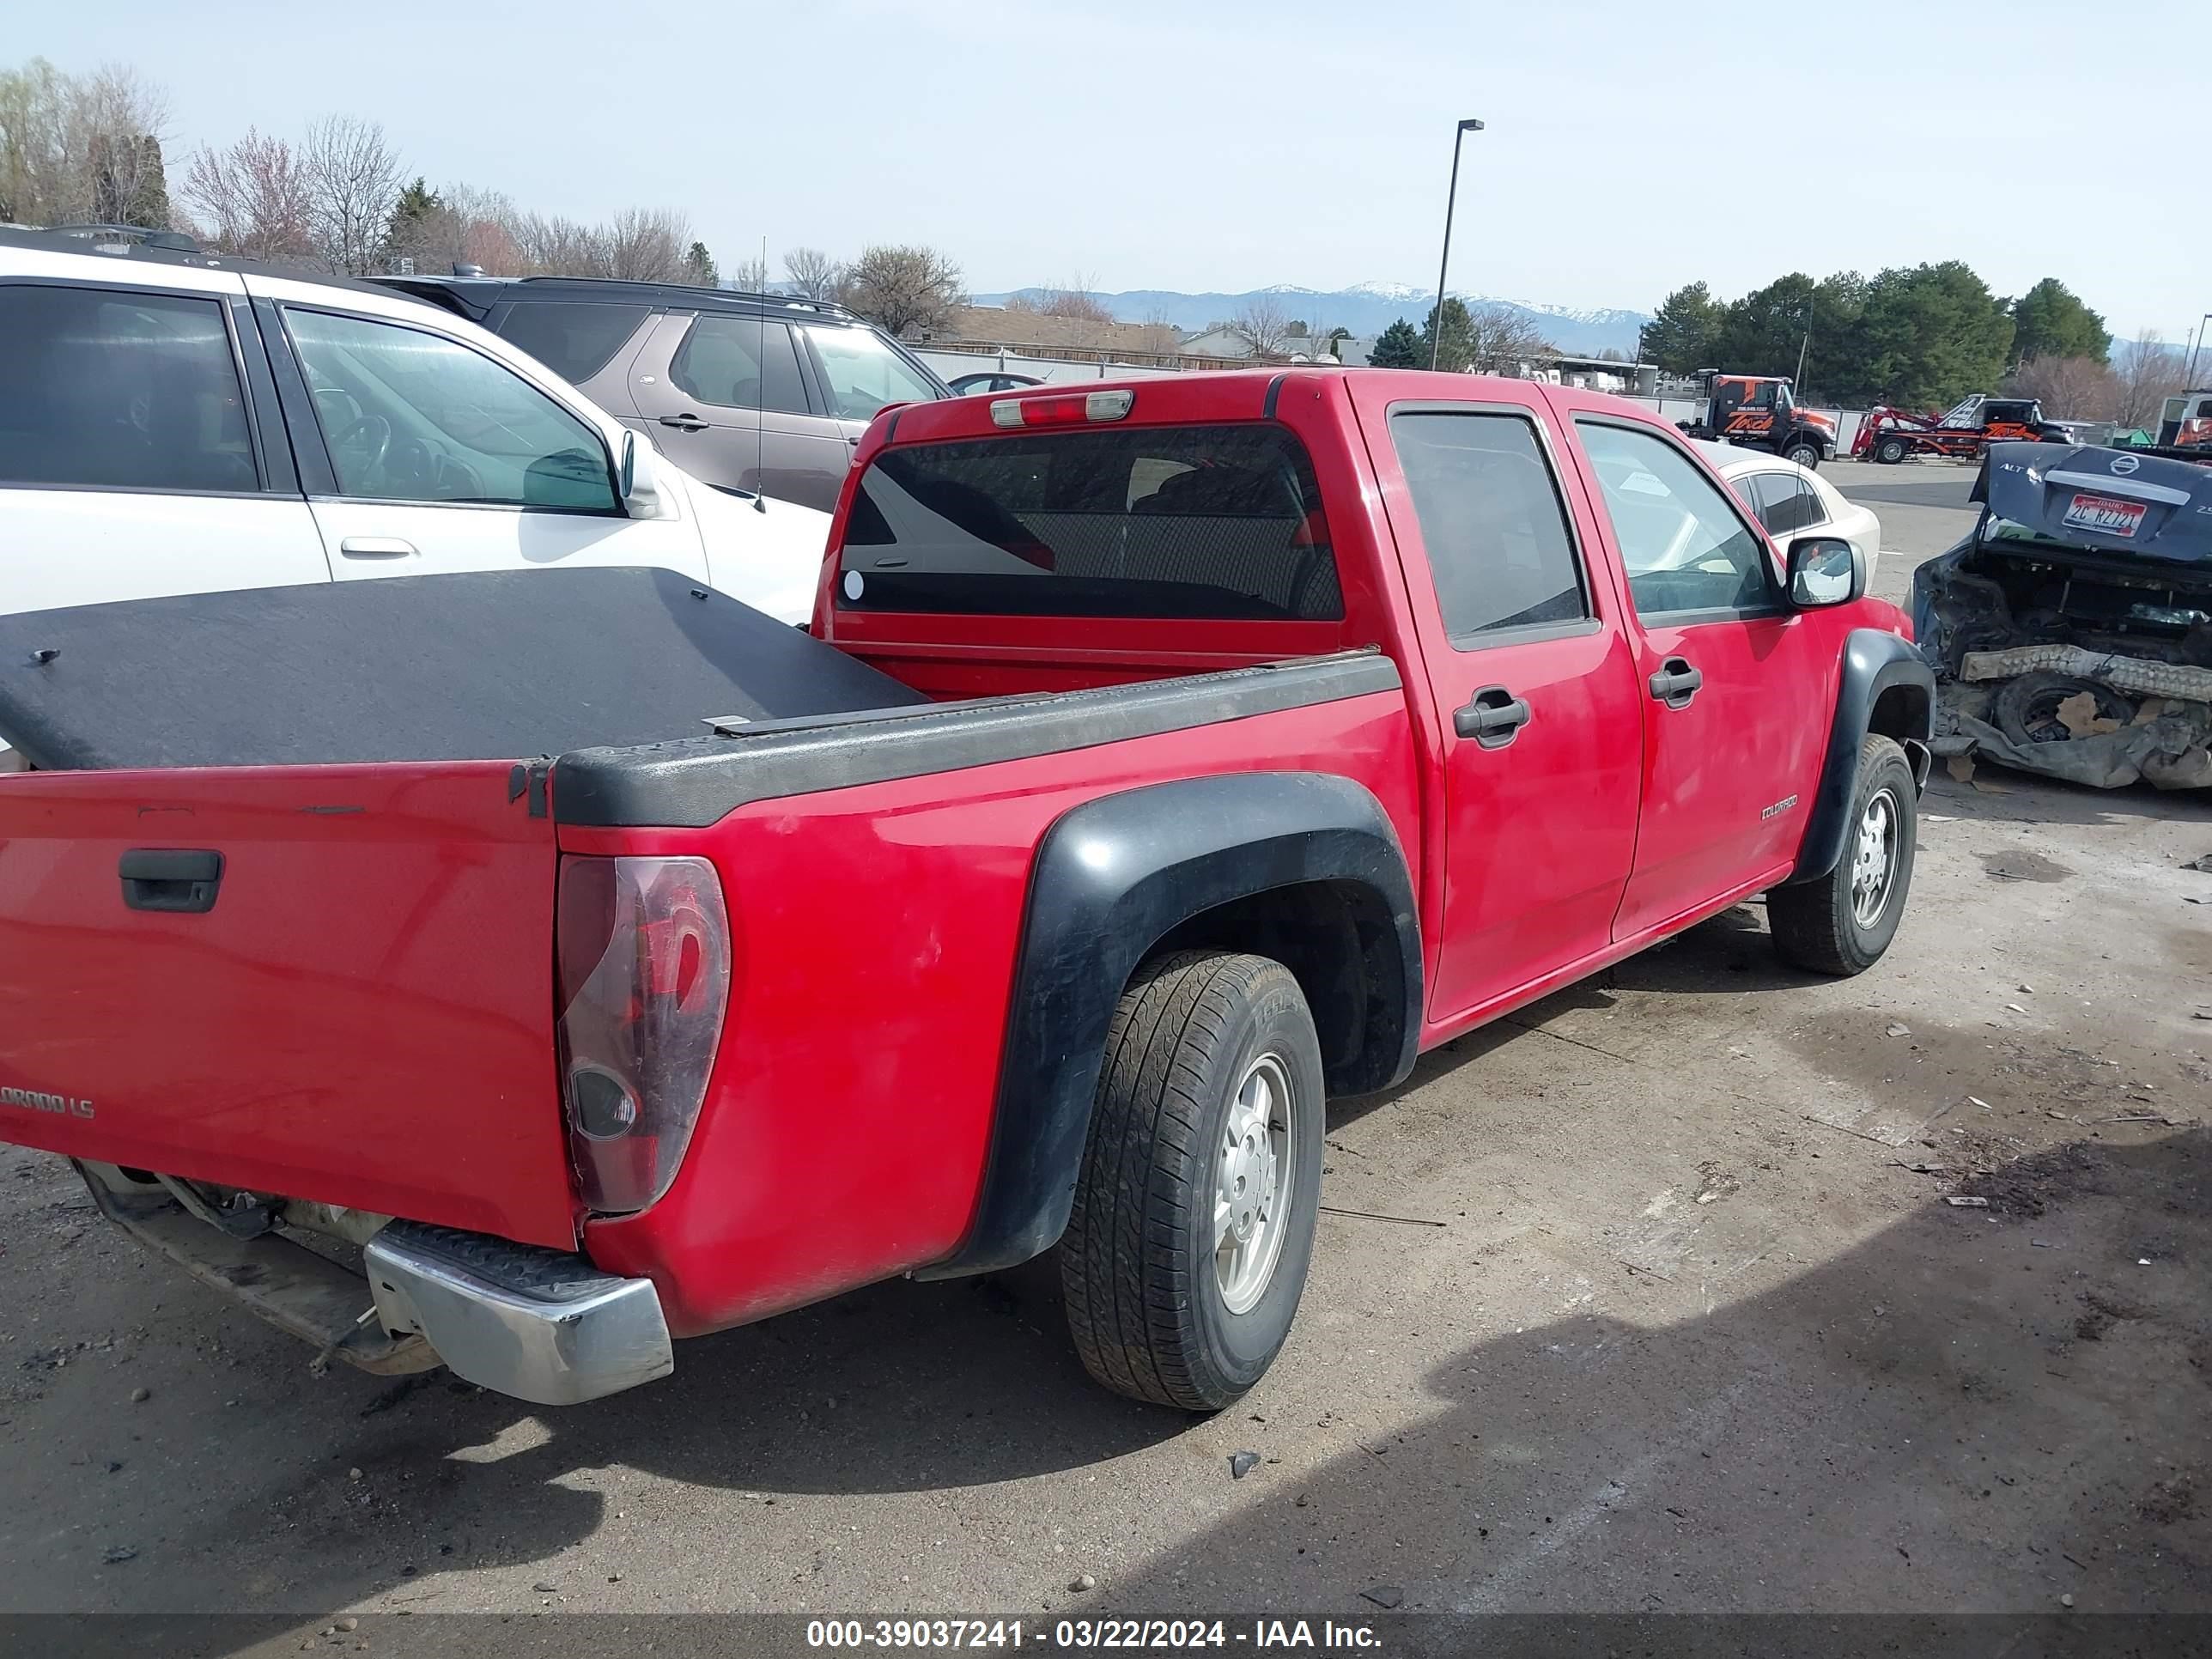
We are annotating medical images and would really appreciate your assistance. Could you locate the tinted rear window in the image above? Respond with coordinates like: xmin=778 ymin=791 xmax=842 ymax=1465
xmin=837 ymin=423 xmax=1340 ymax=620
xmin=495 ymin=301 xmax=650 ymax=384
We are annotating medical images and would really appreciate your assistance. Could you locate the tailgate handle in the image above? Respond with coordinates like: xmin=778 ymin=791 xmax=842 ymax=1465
xmin=118 ymin=849 xmax=225 ymax=914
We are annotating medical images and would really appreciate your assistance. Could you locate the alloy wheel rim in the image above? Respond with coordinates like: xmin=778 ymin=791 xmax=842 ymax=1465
xmin=1214 ymin=1054 xmax=1296 ymax=1316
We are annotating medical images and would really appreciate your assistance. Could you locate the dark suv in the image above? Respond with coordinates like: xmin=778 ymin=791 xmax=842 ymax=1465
xmin=377 ymin=276 xmax=951 ymax=511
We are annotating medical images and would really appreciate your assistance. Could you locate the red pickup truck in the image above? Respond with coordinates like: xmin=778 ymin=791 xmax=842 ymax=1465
xmin=0 ymin=368 xmax=1933 ymax=1412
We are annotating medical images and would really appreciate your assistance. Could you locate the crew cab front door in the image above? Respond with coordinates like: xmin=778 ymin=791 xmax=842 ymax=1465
xmin=1563 ymin=410 xmax=1832 ymax=939
xmin=1353 ymin=384 xmax=1644 ymax=1025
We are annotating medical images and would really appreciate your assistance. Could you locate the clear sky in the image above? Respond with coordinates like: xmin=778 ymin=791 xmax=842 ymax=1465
xmin=19 ymin=0 xmax=2209 ymax=337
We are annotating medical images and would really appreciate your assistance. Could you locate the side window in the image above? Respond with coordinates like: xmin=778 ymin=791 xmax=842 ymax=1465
xmin=1389 ymin=410 xmax=1589 ymax=641
xmin=805 ymin=325 xmax=944 ymax=422
xmin=495 ymin=302 xmax=651 ymax=385
xmin=1748 ymin=472 xmax=1823 ymax=537
xmin=1576 ymin=421 xmax=1777 ymax=620
xmin=668 ymin=317 xmax=809 ymax=415
xmin=284 ymin=308 xmax=617 ymax=512
xmin=0 ymin=284 xmax=256 ymax=493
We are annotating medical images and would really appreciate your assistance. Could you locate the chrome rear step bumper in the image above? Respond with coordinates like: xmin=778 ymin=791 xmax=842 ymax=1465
xmin=77 ymin=1162 xmax=673 ymax=1405
xmin=367 ymin=1222 xmax=672 ymax=1406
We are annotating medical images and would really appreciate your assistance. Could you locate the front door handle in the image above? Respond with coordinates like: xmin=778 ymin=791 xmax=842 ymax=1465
xmin=337 ymin=537 xmax=416 ymax=559
xmin=1455 ymin=684 xmax=1533 ymax=750
xmin=659 ymin=414 xmax=709 ymax=433
xmin=1649 ymin=656 xmax=1704 ymax=708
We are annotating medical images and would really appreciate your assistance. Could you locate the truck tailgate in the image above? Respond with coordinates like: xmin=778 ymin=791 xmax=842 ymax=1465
xmin=0 ymin=761 xmax=576 ymax=1249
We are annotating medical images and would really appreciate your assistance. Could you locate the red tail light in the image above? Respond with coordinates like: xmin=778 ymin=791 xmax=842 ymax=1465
xmin=555 ymin=855 xmax=730 ymax=1215
xmin=989 ymin=389 xmax=1134 ymax=428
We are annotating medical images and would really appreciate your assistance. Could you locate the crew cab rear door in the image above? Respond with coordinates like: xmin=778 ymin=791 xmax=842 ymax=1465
xmin=1348 ymin=378 xmax=1644 ymax=1026
xmin=0 ymin=762 xmax=576 ymax=1249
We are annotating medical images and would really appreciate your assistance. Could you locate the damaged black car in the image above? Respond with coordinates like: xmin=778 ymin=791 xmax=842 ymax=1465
xmin=1911 ymin=441 xmax=2212 ymax=789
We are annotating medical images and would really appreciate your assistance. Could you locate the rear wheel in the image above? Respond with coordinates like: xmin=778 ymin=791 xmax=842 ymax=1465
xmin=1992 ymin=671 xmax=2134 ymax=746
xmin=1769 ymin=735 xmax=1917 ymax=975
xmin=1060 ymin=951 xmax=1325 ymax=1412
xmin=1875 ymin=435 xmax=1909 ymax=465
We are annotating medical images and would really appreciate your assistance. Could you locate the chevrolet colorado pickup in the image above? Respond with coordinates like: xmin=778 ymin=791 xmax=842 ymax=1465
xmin=0 ymin=368 xmax=1934 ymax=1412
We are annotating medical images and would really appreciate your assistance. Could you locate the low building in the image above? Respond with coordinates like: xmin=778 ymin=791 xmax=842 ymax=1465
xmin=927 ymin=305 xmax=1182 ymax=365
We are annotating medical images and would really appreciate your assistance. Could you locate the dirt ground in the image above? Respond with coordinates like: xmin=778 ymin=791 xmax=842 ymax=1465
xmin=3 ymin=462 xmax=2208 ymax=1640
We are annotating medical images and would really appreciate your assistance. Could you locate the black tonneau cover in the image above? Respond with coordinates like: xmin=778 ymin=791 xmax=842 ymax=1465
xmin=0 ymin=568 xmax=925 ymax=771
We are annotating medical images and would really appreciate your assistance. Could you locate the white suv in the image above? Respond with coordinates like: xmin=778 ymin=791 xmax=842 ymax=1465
xmin=0 ymin=228 xmax=830 ymax=644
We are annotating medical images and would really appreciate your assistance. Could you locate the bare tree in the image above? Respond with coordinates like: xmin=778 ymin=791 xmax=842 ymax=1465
xmin=1232 ymin=295 xmax=1293 ymax=356
xmin=726 ymin=251 xmax=769 ymax=293
xmin=183 ymin=127 xmax=313 ymax=261
xmin=605 ymin=207 xmax=691 ymax=282
xmin=1465 ymin=303 xmax=1553 ymax=374
xmin=2007 ymin=355 xmax=2119 ymax=421
xmin=2113 ymin=331 xmax=2191 ymax=430
xmin=784 ymin=245 xmax=842 ymax=301
xmin=302 ymin=115 xmax=402 ymax=274
xmin=840 ymin=244 xmax=964 ymax=338
xmin=0 ymin=58 xmax=173 ymax=227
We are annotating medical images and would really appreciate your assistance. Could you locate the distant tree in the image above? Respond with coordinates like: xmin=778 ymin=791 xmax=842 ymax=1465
xmin=683 ymin=240 xmax=718 ymax=288
xmin=726 ymin=251 xmax=768 ymax=292
xmin=1714 ymin=272 xmax=1818 ymax=380
xmin=302 ymin=115 xmax=402 ymax=274
xmin=1464 ymin=302 xmax=1552 ymax=373
xmin=2007 ymin=355 xmax=2119 ymax=421
xmin=1854 ymin=261 xmax=2014 ymax=408
xmin=2112 ymin=331 xmax=2190 ymax=429
xmin=0 ymin=58 xmax=173 ymax=228
xmin=784 ymin=245 xmax=842 ymax=301
xmin=841 ymin=243 xmax=964 ymax=337
xmin=1418 ymin=296 xmax=1477 ymax=371
xmin=1369 ymin=318 xmax=1423 ymax=368
xmin=1641 ymin=281 xmax=1724 ymax=374
xmin=1285 ymin=319 xmax=1310 ymax=338
xmin=604 ymin=208 xmax=692 ymax=282
xmin=1009 ymin=278 xmax=1115 ymax=323
xmin=2008 ymin=278 xmax=2107 ymax=369
xmin=1233 ymin=295 xmax=1294 ymax=356
xmin=183 ymin=127 xmax=313 ymax=261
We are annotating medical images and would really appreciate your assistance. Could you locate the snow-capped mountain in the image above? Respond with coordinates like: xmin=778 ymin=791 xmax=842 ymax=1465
xmin=972 ymin=283 xmax=1650 ymax=356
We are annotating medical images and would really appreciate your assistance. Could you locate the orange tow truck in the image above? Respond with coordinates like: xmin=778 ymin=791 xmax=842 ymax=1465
xmin=1677 ymin=373 xmax=1837 ymax=469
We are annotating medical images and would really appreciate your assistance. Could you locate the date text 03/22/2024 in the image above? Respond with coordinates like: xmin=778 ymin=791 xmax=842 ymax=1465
xmin=805 ymin=1620 xmax=1384 ymax=1650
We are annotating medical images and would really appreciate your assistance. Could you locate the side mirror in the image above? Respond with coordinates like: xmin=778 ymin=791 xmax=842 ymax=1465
xmin=1787 ymin=535 xmax=1859 ymax=607
xmin=618 ymin=428 xmax=637 ymax=497
xmin=617 ymin=428 xmax=669 ymax=518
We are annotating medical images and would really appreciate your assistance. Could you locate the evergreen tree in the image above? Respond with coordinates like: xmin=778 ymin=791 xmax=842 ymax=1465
xmin=683 ymin=240 xmax=717 ymax=287
xmin=2008 ymin=278 xmax=2108 ymax=368
xmin=1368 ymin=318 xmax=1423 ymax=368
xmin=1418 ymin=297 xmax=1477 ymax=373
xmin=1641 ymin=281 xmax=1723 ymax=374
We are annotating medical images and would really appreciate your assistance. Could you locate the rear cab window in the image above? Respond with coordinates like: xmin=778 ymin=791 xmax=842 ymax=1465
xmin=837 ymin=422 xmax=1340 ymax=620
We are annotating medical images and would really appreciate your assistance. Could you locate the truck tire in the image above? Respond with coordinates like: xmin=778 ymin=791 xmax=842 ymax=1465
xmin=1060 ymin=950 xmax=1325 ymax=1412
xmin=1875 ymin=435 xmax=1909 ymax=465
xmin=1768 ymin=735 xmax=1917 ymax=976
xmin=1783 ymin=437 xmax=1822 ymax=470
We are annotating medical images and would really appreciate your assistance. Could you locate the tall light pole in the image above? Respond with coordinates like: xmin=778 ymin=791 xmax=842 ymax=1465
xmin=1429 ymin=118 xmax=1485 ymax=371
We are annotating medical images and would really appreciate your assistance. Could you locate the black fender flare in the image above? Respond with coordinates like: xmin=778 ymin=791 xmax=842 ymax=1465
xmin=1785 ymin=628 xmax=1936 ymax=884
xmin=920 ymin=771 xmax=1421 ymax=1279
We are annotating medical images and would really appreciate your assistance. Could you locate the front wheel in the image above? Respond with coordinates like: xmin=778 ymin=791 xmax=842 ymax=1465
xmin=1784 ymin=439 xmax=1822 ymax=469
xmin=1060 ymin=951 xmax=1325 ymax=1412
xmin=1768 ymin=735 xmax=1917 ymax=975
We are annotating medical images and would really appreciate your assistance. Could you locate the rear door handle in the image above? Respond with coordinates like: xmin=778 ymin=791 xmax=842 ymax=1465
xmin=337 ymin=538 xmax=416 ymax=559
xmin=1455 ymin=685 xmax=1533 ymax=749
xmin=1649 ymin=656 xmax=1704 ymax=708
xmin=118 ymin=848 xmax=224 ymax=914
xmin=659 ymin=414 xmax=709 ymax=433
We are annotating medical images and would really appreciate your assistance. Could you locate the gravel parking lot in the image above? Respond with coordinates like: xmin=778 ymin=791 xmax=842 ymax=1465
xmin=3 ymin=460 xmax=2207 ymax=1638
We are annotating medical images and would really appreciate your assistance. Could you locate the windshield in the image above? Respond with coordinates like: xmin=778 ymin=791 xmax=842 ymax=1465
xmin=805 ymin=326 xmax=942 ymax=422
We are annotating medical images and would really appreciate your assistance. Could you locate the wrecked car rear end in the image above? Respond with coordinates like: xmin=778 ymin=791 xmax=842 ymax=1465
xmin=1911 ymin=442 xmax=2212 ymax=789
